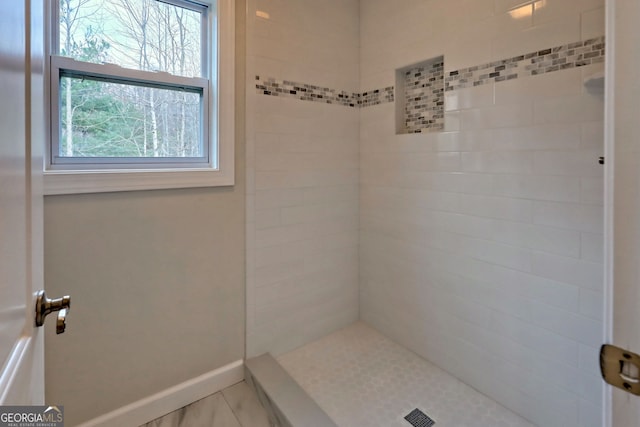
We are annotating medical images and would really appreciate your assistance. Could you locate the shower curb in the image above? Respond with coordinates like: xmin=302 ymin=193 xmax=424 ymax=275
xmin=245 ymin=353 xmax=338 ymax=427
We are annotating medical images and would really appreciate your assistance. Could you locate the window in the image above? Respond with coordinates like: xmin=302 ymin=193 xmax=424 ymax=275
xmin=46 ymin=0 xmax=235 ymax=194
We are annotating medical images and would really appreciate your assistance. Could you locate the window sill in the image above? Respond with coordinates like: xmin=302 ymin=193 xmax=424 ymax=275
xmin=44 ymin=168 xmax=234 ymax=195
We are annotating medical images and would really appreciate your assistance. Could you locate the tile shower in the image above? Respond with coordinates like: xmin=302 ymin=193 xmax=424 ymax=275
xmin=246 ymin=1 xmax=605 ymax=426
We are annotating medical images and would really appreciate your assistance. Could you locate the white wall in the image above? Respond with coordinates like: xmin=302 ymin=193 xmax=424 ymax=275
xmin=359 ymin=1 xmax=605 ymax=427
xmin=43 ymin=2 xmax=247 ymax=425
xmin=245 ymin=0 xmax=360 ymax=357
xmin=610 ymin=0 xmax=640 ymax=424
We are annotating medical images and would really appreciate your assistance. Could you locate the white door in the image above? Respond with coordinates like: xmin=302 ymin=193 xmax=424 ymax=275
xmin=607 ymin=0 xmax=640 ymax=425
xmin=0 ymin=0 xmax=45 ymax=405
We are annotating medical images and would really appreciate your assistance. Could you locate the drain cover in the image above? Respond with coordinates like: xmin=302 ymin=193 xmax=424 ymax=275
xmin=404 ymin=408 xmax=435 ymax=427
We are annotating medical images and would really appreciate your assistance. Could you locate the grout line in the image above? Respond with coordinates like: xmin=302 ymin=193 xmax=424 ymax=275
xmin=220 ymin=386 xmax=245 ymax=427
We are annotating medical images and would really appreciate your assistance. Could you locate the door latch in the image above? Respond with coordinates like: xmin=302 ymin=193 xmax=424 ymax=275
xmin=35 ymin=290 xmax=70 ymax=334
xmin=601 ymin=344 xmax=640 ymax=395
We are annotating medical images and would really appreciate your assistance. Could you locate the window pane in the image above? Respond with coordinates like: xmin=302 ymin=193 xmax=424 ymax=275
xmin=59 ymin=75 xmax=202 ymax=158
xmin=59 ymin=0 xmax=203 ymax=77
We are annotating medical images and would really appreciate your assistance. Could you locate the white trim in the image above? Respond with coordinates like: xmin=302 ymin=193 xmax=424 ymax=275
xmin=77 ymin=359 xmax=244 ymax=427
xmin=44 ymin=168 xmax=231 ymax=195
xmin=44 ymin=0 xmax=235 ymax=194
xmin=215 ymin=0 xmax=235 ymax=188
xmin=603 ymin=0 xmax=615 ymax=426
xmin=52 ymin=56 xmax=209 ymax=88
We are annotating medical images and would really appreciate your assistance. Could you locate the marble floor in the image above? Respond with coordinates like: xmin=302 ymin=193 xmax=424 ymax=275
xmin=277 ymin=322 xmax=536 ymax=427
xmin=140 ymin=381 xmax=272 ymax=427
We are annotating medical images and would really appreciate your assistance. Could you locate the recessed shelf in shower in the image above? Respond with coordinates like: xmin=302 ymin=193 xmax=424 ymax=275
xmin=395 ymin=56 xmax=445 ymax=135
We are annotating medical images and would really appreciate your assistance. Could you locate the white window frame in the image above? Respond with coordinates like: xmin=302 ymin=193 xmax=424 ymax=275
xmin=44 ymin=0 xmax=235 ymax=195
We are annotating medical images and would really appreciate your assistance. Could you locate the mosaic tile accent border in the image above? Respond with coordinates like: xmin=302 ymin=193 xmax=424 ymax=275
xmin=360 ymin=87 xmax=394 ymax=107
xmin=256 ymin=37 xmax=605 ymax=109
xmin=255 ymin=76 xmax=359 ymax=107
xmin=404 ymin=58 xmax=445 ymax=133
xmin=255 ymin=76 xmax=393 ymax=108
xmin=446 ymin=36 xmax=605 ymax=91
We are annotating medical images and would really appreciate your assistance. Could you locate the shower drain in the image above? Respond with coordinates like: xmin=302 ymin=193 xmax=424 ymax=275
xmin=404 ymin=408 xmax=435 ymax=427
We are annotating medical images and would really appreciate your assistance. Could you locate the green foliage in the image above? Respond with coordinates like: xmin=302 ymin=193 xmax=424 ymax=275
xmin=61 ymin=78 xmax=146 ymax=157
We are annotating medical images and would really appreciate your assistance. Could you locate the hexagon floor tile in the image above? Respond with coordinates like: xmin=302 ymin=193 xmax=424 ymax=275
xmin=277 ymin=322 xmax=535 ymax=427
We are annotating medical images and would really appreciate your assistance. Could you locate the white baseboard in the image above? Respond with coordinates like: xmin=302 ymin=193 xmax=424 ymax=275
xmin=77 ymin=359 xmax=244 ymax=427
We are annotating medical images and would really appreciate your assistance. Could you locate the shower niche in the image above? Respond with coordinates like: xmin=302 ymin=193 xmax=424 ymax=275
xmin=395 ymin=56 xmax=445 ymax=134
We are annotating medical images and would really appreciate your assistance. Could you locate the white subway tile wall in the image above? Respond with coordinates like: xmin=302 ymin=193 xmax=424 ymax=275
xmin=246 ymin=0 xmax=360 ymax=357
xmin=359 ymin=2 xmax=604 ymax=427
xmin=246 ymin=0 xmax=605 ymax=426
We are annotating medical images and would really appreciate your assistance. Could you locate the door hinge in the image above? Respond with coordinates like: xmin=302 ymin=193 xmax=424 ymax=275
xmin=601 ymin=344 xmax=640 ymax=395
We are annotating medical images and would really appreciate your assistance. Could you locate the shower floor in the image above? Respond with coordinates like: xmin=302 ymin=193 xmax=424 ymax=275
xmin=277 ymin=322 xmax=535 ymax=427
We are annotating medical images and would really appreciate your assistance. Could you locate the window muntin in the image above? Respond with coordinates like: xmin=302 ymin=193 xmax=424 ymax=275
xmin=51 ymin=0 xmax=212 ymax=169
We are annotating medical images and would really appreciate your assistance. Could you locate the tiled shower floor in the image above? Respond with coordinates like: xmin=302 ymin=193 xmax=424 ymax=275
xmin=277 ymin=322 xmax=535 ymax=427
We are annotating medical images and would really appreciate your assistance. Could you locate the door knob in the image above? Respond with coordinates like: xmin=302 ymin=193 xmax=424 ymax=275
xmin=601 ymin=344 xmax=640 ymax=395
xmin=35 ymin=290 xmax=70 ymax=334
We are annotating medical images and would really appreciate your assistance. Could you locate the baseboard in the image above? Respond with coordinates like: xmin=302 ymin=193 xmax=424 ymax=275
xmin=77 ymin=359 xmax=244 ymax=427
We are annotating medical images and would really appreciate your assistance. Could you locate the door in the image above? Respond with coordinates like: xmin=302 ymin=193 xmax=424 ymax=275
xmin=607 ymin=0 xmax=640 ymax=425
xmin=0 ymin=0 xmax=45 ymax=405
